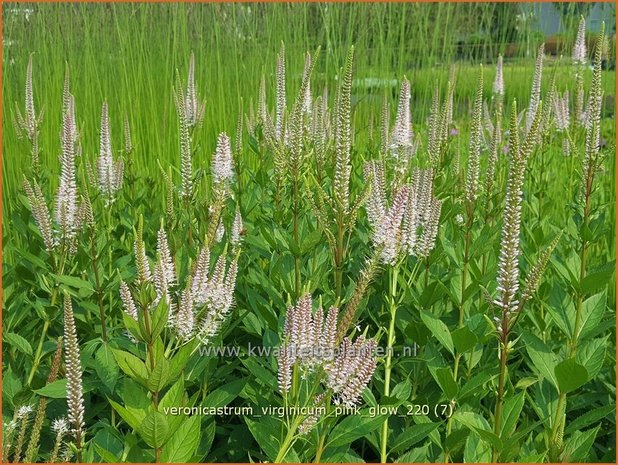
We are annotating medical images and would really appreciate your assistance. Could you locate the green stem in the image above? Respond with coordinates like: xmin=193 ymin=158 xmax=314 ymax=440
xmin=90 ymin=233 xmax=108 ymax=341
xmin=27 ymin=317 xmax=51 ymax=386
xmin=492 ymin=338 xmax=509 ymax=462
xmin=380 ymin=265 xmax=399 ymax=463
xmin=275 ymin=415 xmax=305 ymax=463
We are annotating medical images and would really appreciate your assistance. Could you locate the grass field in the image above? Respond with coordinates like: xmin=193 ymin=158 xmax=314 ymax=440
xmin=2 ymin=3 xmax=616 ymax=463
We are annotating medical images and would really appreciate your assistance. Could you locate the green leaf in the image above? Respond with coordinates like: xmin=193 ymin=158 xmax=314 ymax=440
xmin=453 ymin=411 xmax=501 ymax=450
xmin=326 ymin=413 xmax=386 ymax=448
xmin=391 ymin=422 xmax=440 ymax=453
xmin=561 ymin=426 xmax=600 ymax=462
xmin=555 ymin=358 xmax=588 ymax=394
xmin=34 ymin=379 xmax=67 ymax=398
xmin=4 ymin=332 xmax=33 ymax=356
xmin=245 ymin=416 xmax=280 ymax=462
xmin=95 ymin=343 xmax=119 ymax=392
xmin=112 ymin=349 xmax=149 ymax=386
xmin=52 ymin=274 xmax=95 ymax=296
xmin=452 ymin=326 xmax=477 ymax=353
xmin=420 ymin=312 xmax=454 ymax=355
xmin=203 ymin=379 xmax=246 ymax=408
xmin=433 ymin=367 xmax=459 ymax=399
xmin=499 ymin=391 xmax=525 ymax=438
xmin=578 ymin=291 xmax=607 ymax=340
xmin=147 ymin=356 xmax=170 ymax=393
xmin=150 ymin=298 xmax=169 ymax=341
xmin=565 ymin=405 xmax=615 ymax=435
xmin=138 ymin=411 xmax=169 ymax=449
xmin=109 ymin=399 xmax=144 ymax=431
xmin=522 ymin=332 xmax=559 ymax=390
xmin=160 ymin=416 xmax=201 ymax=463
xmin=167 ymin=340 xmax=196 ymax=380
xmin=576 ymin=337 xmax=607 ymax=380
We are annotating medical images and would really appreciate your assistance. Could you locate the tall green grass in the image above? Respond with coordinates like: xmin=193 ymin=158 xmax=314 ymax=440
xmin=2 ymin=2 xmax=615 ymax=243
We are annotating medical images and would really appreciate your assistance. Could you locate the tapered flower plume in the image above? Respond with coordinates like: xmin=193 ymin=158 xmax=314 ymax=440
xmin=212 ymin=132 xmax=234 ymax=189
xmin=134 ymin=217 xmax=152 ymax=285
xmin=231 ymin=207 xmax=243 ymax=248
xmin=402 ymin=168 xmax=440 ymax=258
xmin=63 ymin=295 xmax=85 ymax=450
xmin=324 ymin=335 xmax=377 ymax=407
xmin=364 ymin=160 xmax=387 ymax=231
xmin=581 ymin=23 xmax=605 ymax=201
xmin=189 ymin=251 xmax=238 ymax=345
xmin=427 ymin=86 xmax=441 ymax=167
xmin=494 ymin=99 xmax=543 ymax=329
xmin=334 ymin=46 xmax=354 ymax=215
xmin=49 ymin=417 xmax=69 ymax=463
xmin=177 ymin=92 xmax=193 ymax=200
xmin=281 ymin=295 xmax=338 ymax=370
xmin=373 ymin=185 xmax=410 ymax=265
xmin=154 ymin=226 xmax=177 ymax=308
xmin=553 ymin=90 xmax=570 ymax=132
xmin=520 ymin=233 xmax=562 ymax=305
xmin=493 ymin=55 xmax=505 ymax=96
xmin=301 ymin=51 xmax=313 ymax=116
xmin=275 ymin=42 xmax=287 ymax=143
xmin=390 ymin=78 xmax=413 ymax=156
xmin=23 ymin=176 xmax=55 ymax=251
xmin=573 ymin=17 xmax=587 ymax=65
xmin=124 ymin=113 xmax=133 ymax=155
xmin=184 ymin=52 xmax=206 ymax=129
xmin=55 ymin=90 xmax=79 ymax=241
xmin=526 ymin=43 xmax=544 ymax=132
xmin=120 ymin=281 xmax=139 ymax=320
xmin=14 ymin=53 xmax=43 ymax=168
xmin=465 ymin=67 xmax=484 ymax=203
xmin=277 ymin=344 xmax=293 ymax=394
xmin=97 ymin=102 xmax=123 ymax=200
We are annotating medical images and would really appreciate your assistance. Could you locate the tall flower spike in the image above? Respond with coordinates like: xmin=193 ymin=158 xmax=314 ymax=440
xmin=55 ymin=91 xmax=79 ymax=241
xmin=134 ymin=217 xmax=152 ymax=284
xmin=495 ymin=101 xmax=523 ymax=318
xmin=374 ymin=185 xmax=410 ymax=265
xmin=63 ymin=295 xmax=85 ymax=451
xmin=582 ymin=23 xmax=605 ymax=200
xmin=334 ymin=46 xmax=354 ymax=214
xmin=14 ymin=54 xmax=42 ymax=167
xmin=231 ymin=207 xmax=243 ymax=248
xmin=275 ymin=42 xmax=287 ymax=143
xmin=553 ymin=90 xmax=570 ymax=132
xmin=277 ymin=345 xmax=292 ymax=394
xmin=212 ymin=132 xmax=234 ymax=189
xmin=465 ymin=67 xmax=483 ymax=203
xmin=364 ymin=160 xmax=387 ymax=230
xmin=390 ymin=77 xmax=413 ymax=155
xmin=427 ymin=86 xmax=441 ymax=167
xmin=178 ymin=92 xmax=193 ymax=200
xmin=526 ymin=43 xmax=544 ymax=132
xmin=381 ymin=92 xmax=390 ymax=155
xmin=493 ymin=55 xmax=504 ymax=96
xmin=573 ymin=16 xmax=587 ymax=65
xmin=97 ymin=102 xmax=122 ymax=199
xmin=120 ymin=281 xmax=138 ymax=321
xmin=124 ymin=113 xmax=133 ymax=155
xmin=23 ymin=176 xmax=55 ymax=251
xmin=156 ymin=227 xmax=177 ymax=290
xmin=302 ymin=51 xmax=313 ymax=116
xmin=520 ymin=233 xmax=562 ymax=306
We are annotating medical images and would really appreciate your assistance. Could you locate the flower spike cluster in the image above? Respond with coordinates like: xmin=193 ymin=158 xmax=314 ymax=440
xmin=97 ymin=102 xmax=124 ymax=201
xmin=120 ymin=223 xmax=239 ymax=346
xmin=365 ymin=162 xmax=442 ymax=264
xmin=277 ymin=294 xmax=377 ymax=407
xmin=63 ymin=296 xmax=85 ymax=451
